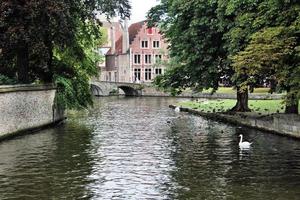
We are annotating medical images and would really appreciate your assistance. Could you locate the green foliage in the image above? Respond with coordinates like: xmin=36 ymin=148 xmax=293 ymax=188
xmin=54 ymin=72 xmax=93 ymax=110
xmin=0 ymin=0 xmax=131 ymax=109
xmin=0 ymin=74 xmax=17 ymax=85
xmin=149 ymin=0 xmax=300 ymax=113
xmin=231 ymin=25 xmax=300 ymax=110
xmin=232 ymin=27 xmax=296 ymax=76
xmin=149 ymin=0 xmax=226 ymax=94
xmin=52 ymin=24 xmax=105 ymax=109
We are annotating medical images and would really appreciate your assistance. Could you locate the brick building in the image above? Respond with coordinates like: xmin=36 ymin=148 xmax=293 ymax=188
xmin=98 ymin=20 xmax=168 ymax=83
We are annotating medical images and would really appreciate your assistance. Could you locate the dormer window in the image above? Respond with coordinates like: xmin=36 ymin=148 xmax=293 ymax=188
xmin=141 ymin=40 xmax=149 ymax=48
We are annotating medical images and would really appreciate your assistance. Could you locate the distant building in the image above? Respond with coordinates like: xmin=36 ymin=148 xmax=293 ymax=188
xmin=97 ymin=20 xmax=168 ymax=83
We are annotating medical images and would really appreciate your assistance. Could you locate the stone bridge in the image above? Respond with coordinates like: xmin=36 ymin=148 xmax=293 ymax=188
xmin=90 ymin=81 xmax=144 ymax=96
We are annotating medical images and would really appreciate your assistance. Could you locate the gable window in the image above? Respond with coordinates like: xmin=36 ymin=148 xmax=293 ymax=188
xmin=147 ymin=28 xmax=153 ymax=35
xmin=145 ymin=54 xmax=152 ymax=64
xmin=134 ymin=54 xmax=141 ymax=64
xmin=141 ymin=40 xmax=148 ymax=48
xmin=153 ymin=40 xmax=160 ymax=48
xmin=145 ymin=68 xmax=152 ymax=80
xmin=155 ymin=54 xmax=162 ymax=63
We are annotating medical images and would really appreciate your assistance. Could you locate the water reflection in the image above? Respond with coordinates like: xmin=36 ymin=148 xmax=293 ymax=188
xmin=0 ymin=97 xmax=299 ymax=199
xmin=0 ymin=122 xmax=96 ymax=199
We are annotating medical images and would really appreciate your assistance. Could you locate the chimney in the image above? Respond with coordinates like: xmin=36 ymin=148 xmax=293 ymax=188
xmin=110 ymin=25 xmax=116 ymax=54
xmin=122 ymin=18 xmax=129 ymax=54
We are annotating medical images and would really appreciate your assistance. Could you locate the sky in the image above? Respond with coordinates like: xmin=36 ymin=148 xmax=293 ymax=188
xmin=129 ymin=0 xmax=160 ymax=24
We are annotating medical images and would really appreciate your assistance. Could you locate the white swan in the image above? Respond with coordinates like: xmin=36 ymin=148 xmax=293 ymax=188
xmin=174 ymin=106 xmax=180 ymax=112
xmin=239 ymin=134 xmax=252 ymax=149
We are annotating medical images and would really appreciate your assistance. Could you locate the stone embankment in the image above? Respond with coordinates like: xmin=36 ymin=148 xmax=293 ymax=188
xmin=0 ymin=84 xmax=65 ymax=141
xmin=170 ymin=105 xmax=300 ymax=139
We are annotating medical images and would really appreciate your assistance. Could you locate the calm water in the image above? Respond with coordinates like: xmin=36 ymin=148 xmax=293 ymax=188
xmin=0 ymin=97 xmax=300 ymax=200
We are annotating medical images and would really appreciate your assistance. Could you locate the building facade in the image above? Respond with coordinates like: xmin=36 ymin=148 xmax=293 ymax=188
xmin=98 ymin=20 xmax=168 ymax=83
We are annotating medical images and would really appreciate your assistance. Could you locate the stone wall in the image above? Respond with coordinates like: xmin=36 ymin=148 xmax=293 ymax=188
xmin=171 ymin=105 xmax=300 ymax=139
xmin=0 ymin=84 xmax=65 ymax=140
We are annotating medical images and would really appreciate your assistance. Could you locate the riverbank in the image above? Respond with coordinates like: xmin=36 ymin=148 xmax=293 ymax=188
xmin=0 ymin=84 xmax=65 ymax=141
xmin=141 ymin=86 xmax=283 ymax=100
xmin=170 ymin=105 xmax=300 ymax=139
xmin=178 ymin=99 xmax=300 ymax=114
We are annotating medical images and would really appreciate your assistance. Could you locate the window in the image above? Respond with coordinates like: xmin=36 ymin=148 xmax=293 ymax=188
xmin=145 ymin=54 xmax=152 ymax=64
xmin=134 ymin=54 xmax=141 ymax=64
xmin=145 ymin=68 xmax=152 ymax=80
xmin=155 ymin=68 xmax=162 ymax=75
xmin=147 ymin=27 xmax=153 ymax=35
xmin=153 ymin=40 xmax=160 ymax=48
xmin=134 ymin=68 xmax=141 ymax=82
xmin=155 ymin=55 xmax=162 ymax=63
xmin=141 ymin=40 xmax=148 ymax=48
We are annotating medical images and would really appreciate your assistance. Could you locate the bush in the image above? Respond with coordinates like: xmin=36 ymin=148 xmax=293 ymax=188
xmin=0 ymin=74 xmax=17 ymax=85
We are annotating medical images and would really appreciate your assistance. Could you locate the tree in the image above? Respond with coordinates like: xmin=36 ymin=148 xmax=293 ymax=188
xmin=0 ymin=0 xmax=131 ymax=109
xmin=222 ymin=0 xmax=300 ymax=112
xmin=148 ymin=0 xmax=228 ymax=95
xmin=148 ymin=0 xmax=260 ymax=111
xmin=149 ymin=0 xmax=299 ymax=113
xmin=232 ymin=26 xmax=300 ymax=114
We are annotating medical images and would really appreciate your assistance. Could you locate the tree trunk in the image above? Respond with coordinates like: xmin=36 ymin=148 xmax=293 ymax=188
xmin=44 ymin=37 xmax=53 ymax=83
xmin=17 ymin=43 xmax=30 ymax=84
xmin=43 ymin=12 xmax=53 ymax=83
xmin=285 ymin=91 xmax=299 ymax=114
xmin=230 ymin=88 xmax=251 ymax=112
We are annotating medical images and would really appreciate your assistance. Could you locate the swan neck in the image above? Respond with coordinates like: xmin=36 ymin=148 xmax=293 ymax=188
xmin=239 ymin=135 xmax=243 ymax=143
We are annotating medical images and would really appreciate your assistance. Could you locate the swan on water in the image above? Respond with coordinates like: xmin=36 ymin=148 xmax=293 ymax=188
xmin=239 ymin=134 xmax=252 ymax=149
xmin=175 ymin=106 xmax=180 ymax=112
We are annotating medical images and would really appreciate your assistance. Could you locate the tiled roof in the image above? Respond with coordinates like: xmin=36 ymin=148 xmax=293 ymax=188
xmin=106 ymin=22 xmax=123 ymax=55
xmin=128 ymin=20 xmax=145 ymax=45
xmin=115 ymin=36 xmax=123 ymax=54
xmin=106 ymin=20 xmax=146 ymax=55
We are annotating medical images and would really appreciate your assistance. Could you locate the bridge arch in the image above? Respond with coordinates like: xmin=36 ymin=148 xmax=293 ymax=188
xmin=118 ymin=85 xmax=140 ymax=96
xmin=90 ymin=81 xmax=142 ymax=96
xmin=90 ymin=84 xmax=104 ymax=96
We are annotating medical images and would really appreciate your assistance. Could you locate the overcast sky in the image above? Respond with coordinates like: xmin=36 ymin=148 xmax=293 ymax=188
xmin=129 ymin=0 xmax=160 ymax=24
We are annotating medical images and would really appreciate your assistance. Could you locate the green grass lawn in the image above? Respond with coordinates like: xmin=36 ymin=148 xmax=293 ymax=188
xmin=201 ymin=87 xmax=272 ymax=94
xmin=178 ymin=99 xmax=300 ymax=114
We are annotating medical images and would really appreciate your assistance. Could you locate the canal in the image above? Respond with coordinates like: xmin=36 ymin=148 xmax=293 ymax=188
xmin=0 ymin=97 xmax=300 ymax=199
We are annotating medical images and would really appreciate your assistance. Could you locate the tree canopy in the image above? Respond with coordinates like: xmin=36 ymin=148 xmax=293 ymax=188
xmin=149 ymin=0 xmax=227 ymax=95
xmin=0 ymin=0 xmax=131 ymax=109
xmin=148 ymin=0 xmax=300 ymax=113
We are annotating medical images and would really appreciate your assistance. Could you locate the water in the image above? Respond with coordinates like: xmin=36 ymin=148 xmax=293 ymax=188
xmin=0 ymin=97 xmax=300 ymax=200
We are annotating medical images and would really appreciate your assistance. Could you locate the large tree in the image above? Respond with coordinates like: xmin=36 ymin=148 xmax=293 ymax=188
xmin=226 ymin=0 xmax=300 ymax=113
xmin=148 ymin=0 xmax=300 ymax=113
xmin=148 ymin=0 xmax=259 ymax=112
xmin=0 ymin=0 xmax=131 ymax=109
xmin=148 ymin=0 xmax=228 ymax=95
xmin=232 ymin=26 xmax=299 ymax=114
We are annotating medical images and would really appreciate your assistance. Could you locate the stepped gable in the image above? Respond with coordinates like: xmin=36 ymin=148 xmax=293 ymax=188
xmin=128 ymin=20 xmax=145 ymax=45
